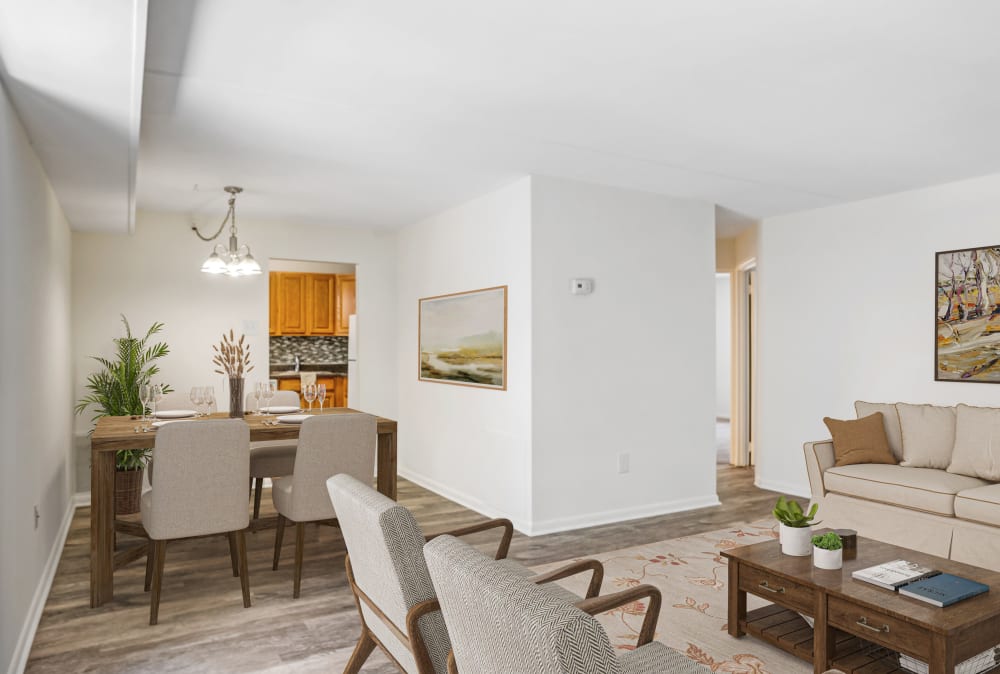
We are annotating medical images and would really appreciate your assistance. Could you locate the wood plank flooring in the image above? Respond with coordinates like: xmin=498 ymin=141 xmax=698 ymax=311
xmin=26 ymin=465 xmax=778 ymax=673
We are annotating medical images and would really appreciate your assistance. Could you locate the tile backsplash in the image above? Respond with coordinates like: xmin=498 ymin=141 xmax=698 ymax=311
xmin=270 ymin=336 xmax=347 ymax=364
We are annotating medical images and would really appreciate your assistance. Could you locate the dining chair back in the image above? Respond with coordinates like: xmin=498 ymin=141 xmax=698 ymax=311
xmin=140 ymin=419 xmax=251 ymax=624
xmin=246 ymin=389 xmax=300 ymax=410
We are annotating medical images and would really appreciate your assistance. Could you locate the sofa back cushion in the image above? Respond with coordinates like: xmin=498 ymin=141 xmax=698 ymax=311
xmin=947 ymin=404 xmax=1000 ymax=480
xmin=824 ymin=413 xmax=898 ymax=467
xmin=855 ymin=401 xmax=904 ymax=461
xmin=896 ymin=403 xmax=957 ymax=469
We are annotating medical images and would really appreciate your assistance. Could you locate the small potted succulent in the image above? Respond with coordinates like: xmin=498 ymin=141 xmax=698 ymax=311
xmin=773 ymin=496 xmax=819 ymax=556
xmin=812 ymin=532 xmax=843 ymax=570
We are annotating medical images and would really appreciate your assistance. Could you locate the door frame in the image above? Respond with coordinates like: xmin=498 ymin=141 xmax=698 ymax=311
xmin=731 ymin=258 xmax=757 ymax=466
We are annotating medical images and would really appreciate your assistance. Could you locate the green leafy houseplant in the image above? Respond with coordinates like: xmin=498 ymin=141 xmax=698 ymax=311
xmin=772 ymin=495 xmax=820 ymax=528
xmin=75 ymin=316 xmax=172 ymax=470
xmin=811 ymin=532 xmax=843 ymax=550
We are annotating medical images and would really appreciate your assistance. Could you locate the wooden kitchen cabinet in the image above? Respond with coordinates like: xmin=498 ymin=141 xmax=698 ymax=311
xmin=307 ymin=274 xmax=337 ymax=335
xmin=275 ymin=272 xmax=308 ymax=335
xmin=334 ymin=274 xmax=355 ymax=336
xmin=274 ymin=376 xmax=347 ymax=408
xmin=269 ymin=272 xmax=279 ymax=335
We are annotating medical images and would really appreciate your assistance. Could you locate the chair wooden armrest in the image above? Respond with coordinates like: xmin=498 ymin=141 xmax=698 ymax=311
xmin=530 ymin=559 xmax=603 ymax=599
xmin=426 ymin=518 xmax=514 ymax=560
xmin=575 ymin=584 xmax=662 ymax=647
xmin=406 ymin=598 xmax=443 ymax=673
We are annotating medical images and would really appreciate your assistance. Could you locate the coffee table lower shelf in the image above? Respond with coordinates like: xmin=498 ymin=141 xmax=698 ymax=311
xmin=743 ymin=605 xmax=1000 ymax=674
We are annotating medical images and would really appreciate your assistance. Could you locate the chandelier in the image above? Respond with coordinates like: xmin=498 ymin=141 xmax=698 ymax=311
xmin=191 ymin=186 xmax=262 ymax=277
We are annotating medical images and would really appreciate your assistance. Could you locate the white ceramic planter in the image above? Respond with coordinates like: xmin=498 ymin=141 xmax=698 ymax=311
xmin=779 ymin=523 xmax=813 ymax=556
xmin=813 ymin=546 xmax=843 ymax=570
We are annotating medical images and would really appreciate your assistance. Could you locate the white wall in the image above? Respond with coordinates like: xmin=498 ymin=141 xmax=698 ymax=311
xmin=715 ymin=274 xmax=732 ymax=419
xmin=269 ymin=258 xmax=356 ymax=274
xmin=757 ymin=173 xmax=1000 ymax=496
xmin=0 ymin=81 xmax=73 ymax=674
xmin=530 ymin=176 xmax=719 ymax=532
xmin=72 ymin=211 xmax=397 ymax=489
xmin=395 ymin=178 xmax=534 ymax=530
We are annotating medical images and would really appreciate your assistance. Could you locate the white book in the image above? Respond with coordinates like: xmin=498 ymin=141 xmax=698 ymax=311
xmin=851 ymin=559 xmax=937 ymax=590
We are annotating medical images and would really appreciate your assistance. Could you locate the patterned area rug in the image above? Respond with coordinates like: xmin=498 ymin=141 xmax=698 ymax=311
xmin=534 ymin=519 xmax=811 ymax=674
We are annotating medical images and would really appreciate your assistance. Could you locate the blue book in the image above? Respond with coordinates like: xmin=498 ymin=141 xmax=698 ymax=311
xmin=898 ymin=573 xmax=989 ymax=607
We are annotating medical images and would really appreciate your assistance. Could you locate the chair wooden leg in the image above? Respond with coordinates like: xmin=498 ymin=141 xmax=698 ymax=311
xmin=144 ymin=540 xmax=154 ymax=592
xmin=343 ymin=628 xmax=377 ymax=674
xmin=293 ymin=521 xmax=305 ymax=599
xmin=227 ymin=532 xmax=240 ymax=577
xmin=253 ymin=478 xmax=263 ymax=519
xmin=236 ymin=530 xmax=251 ymax=608
xmin=273 ymin=514 xmax=285 ymax=570
xmin=149 ymin=539 xmax=167 ymax=625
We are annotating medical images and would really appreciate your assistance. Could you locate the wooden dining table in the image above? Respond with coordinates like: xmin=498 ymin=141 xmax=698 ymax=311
xmin=88 ymin=408 xmax=397 ymax=608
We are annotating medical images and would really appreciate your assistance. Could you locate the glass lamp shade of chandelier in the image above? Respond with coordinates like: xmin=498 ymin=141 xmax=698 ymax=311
xmin=201 ymin=236 xmax=263 ymax=277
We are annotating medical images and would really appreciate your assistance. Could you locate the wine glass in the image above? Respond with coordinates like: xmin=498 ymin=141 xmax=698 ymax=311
xmin=253 ymin=381 xmax=264 ymax=416
xmin=139 ymin=383 xmax=152 ymax=426
xmin=262 ymin=382 xmax=276 ymax=414
xmin=151 ymin=384 xmax=163 ymax=421
xmin=203 ymin=386 xmax=215 ymax=416
xmin=189 ymin=386 xmax=204 ymax=417
xmin=316 ymin=383 xmax=326 ymax=412
xmin=303 ymin=383 xmax=316 ymax=412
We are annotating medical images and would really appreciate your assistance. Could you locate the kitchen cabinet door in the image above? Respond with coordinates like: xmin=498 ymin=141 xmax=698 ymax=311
xmin=277 ymin=273 xmax=308 ymax=335
xmin=269 ymin=272 xmax=279 ymax=335
xmin=334 ymin=274 xmax=355 ymax=336
xmin=307 ymin=274 xmax=337 ymax=335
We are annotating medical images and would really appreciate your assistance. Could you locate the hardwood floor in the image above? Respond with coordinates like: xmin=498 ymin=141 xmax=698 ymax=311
xmin=26 ymin=464 xmax=778 ymax=673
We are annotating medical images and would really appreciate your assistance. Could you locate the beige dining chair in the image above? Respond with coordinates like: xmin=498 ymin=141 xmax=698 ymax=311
xmin=246 ymin=389 xmax=300 ymax=518
xmin=326 ymin=474 xmax=604 ymax=674
xmin=140 ymin=419 xmax=251 ymax=625
xmin=272 ymin=413 xmax=376 ymax=598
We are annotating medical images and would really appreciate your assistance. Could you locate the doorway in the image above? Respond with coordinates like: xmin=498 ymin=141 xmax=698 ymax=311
xmin=715 ymin=273 xmax=732 ymax=464
xmin=733 ymin=260 xmax=757 ymax=467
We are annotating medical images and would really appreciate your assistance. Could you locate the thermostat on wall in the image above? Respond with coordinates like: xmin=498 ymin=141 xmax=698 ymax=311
xmin=570 ymin=278 xmax=594 ymax=295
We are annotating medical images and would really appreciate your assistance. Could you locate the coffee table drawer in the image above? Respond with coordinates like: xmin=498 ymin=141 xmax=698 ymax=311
xmin=828 ymin=596 xmax=929 ymax=659
xmin=738 ymin=565 xmax=814 ymax=613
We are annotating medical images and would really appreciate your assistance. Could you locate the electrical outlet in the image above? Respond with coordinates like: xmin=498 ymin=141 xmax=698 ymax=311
xmin=34 ymin=505 xmax=40 ymax=530
xmin=617 ymin=452 xmax=630 ymax=474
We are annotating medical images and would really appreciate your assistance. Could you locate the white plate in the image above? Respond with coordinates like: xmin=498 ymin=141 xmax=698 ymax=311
xmin=276 ymin=414 xmax=311 ymax=424
xmin=153 ymin=409 xmax=197 ymax=419
xmin=260 ymin=406 xmax=302 ymax=414
xmin=152 ymin=420 xmax=185 ymax=428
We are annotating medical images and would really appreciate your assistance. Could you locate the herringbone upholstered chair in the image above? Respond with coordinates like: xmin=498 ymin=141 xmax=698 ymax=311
xmin=245 ymin=390 xmax=299 ymax=519
xmin=326 ymin=474 xmax=605 ymax=674
xmin=424 ymin=534 xmax=714 ymax=674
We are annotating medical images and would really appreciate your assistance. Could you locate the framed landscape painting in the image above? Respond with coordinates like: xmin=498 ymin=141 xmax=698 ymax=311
xmin=419 ymin=285 xmax=507 ymax=390
xmin=936 ymin=245 xmax=1000 ymax=383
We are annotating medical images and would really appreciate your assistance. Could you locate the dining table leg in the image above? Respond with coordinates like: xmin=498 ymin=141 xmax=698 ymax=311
xmin=376 ymin=429 xmax=397 ymax=500
xmin=90 ymin=448 xmax=116 ymax=607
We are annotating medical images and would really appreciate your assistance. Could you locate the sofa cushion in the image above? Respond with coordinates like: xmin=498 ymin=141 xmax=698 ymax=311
xmin=824 ymin=464 xmax=989 ymax=516
xmin=954 ymin=484 xmax=1000 ymax=527
xmin=896 ymin=403 xmax=956 ymax=469
xmin=824 ymin=413 xmax=897 ymax=467
xmin=855 ymin=401 xmax=904 ymax=461
xmin=947 ymin=404 xmax=1000 ymax=481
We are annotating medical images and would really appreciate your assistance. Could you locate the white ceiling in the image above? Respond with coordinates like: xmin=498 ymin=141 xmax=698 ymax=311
xmin=0 ymin=0 xmax=146 ymax=233
xmin=10 ymin=1 xmax=1000 ymax=233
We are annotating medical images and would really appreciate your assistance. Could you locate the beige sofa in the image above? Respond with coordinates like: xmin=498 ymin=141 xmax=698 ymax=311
xmin=804 ymin=401 xmax=1000 ymax=572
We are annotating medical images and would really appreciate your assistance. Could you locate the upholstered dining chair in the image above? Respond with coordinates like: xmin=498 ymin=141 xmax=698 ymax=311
xmin=140 ymin=419 xmax=251 ymax=625
xmin=272 ymin=413 xmax=376 ymax=598
xmin=424 ymin=534 xmax=711 ymax=674
xmin=246 ymin=389 xmax=300 ymax=519
xmin=326 ymin=474 xmax=605 ymax=674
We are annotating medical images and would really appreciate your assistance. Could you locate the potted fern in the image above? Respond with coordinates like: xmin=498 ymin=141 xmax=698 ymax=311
xmin=75 ymin=316 xmax=172 ymax=514
xmin=773 ymin=496 xmax=819 ymax=556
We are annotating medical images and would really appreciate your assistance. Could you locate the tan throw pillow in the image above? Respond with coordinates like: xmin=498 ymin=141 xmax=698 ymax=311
xmin=823 ymin=413 xmax=898 ymax=467
xmin=896 ymin=403 xmax=957 ymax=469
xmin=855 ymin=401 xmax=903 ymax=461
xmin=947 ymin=404 xmax=1000 ymax=480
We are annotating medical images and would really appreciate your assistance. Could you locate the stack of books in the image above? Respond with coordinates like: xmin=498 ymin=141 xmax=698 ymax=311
xmin=852 ymin=559 xmax=937 ymax=590
xmin=899 ymin=646 xmax=1000 ymax=674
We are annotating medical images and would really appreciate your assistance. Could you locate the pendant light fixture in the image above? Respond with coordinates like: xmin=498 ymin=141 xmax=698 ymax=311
xmin=191 ymin=186 xmax=262 ymax=277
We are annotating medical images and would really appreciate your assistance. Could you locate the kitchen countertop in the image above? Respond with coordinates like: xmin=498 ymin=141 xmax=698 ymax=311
xmin=270 ymin=362 xmax=347 ymax=378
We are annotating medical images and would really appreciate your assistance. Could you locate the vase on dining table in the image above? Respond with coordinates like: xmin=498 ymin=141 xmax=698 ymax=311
xmin=229 ymin=377 xmax=245 ymax=418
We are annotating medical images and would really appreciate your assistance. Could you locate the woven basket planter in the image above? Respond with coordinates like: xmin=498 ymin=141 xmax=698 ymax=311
xmin=115 ymin=468 xmax=144 ymax=515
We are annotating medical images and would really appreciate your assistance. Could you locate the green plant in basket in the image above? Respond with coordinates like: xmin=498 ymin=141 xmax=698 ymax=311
xmin=75 ymin=315 xmax=172 ymax=470
xmin=811 ymin=532 xmax=842 ymax=550
xmin=772 ymin=495 xmax=819 ymax=528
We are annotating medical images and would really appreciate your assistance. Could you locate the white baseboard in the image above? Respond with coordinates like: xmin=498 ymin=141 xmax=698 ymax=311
xmin=72 ymin=491 xmax=90 ymax=508
xmin=754 ymin=477 xmax=811 ymax=500
xmin=526 ymin=494 xmax=722 ymax=537
xmin=7 ymin=497 xmax=76 ymax=674
xmin=399 ymin=466 xmax=721 ymax=537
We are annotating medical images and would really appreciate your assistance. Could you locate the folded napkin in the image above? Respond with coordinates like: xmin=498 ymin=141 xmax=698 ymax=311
xmin=300 ymin=372 xmax=317 ymax=387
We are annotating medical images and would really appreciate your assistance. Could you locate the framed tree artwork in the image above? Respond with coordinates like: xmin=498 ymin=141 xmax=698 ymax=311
xmin=936 ymin=245 xmax=1000 ymax=382
xmin=418 ymin=286 xmax=507 ymax=390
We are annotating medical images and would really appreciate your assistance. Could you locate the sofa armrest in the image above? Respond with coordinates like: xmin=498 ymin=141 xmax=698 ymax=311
xmin=803 ymin=440 xmax=835 ymax=498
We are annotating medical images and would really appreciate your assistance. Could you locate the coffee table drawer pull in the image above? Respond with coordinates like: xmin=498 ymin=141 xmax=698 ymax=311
xmin=758 ymin=580 xmax=785 ymax=594
xmin=855 ymin=617 xmax=889 ymax=634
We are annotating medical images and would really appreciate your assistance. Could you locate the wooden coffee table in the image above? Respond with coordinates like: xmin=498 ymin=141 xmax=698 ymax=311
xmin=722 ymin=536 xmax=1000 ymax=674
